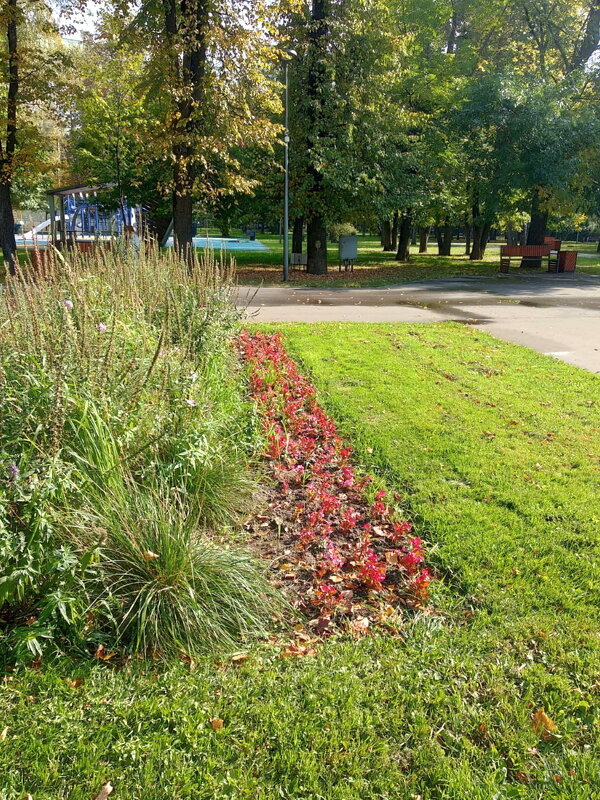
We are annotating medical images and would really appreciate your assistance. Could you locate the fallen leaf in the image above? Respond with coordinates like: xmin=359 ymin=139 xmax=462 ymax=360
xmin=143 ymin=550 xmax=160 ymax=561
xmin=211 ymin=717 xmax=224 ymax=731
xmin=0 ymin=727 xmax=7 ymax=741
xmin=280 ymin=644 xmax=316 ymax=658
xmin=66 ymin=679 xmax=84 ymax=689
xmin=94 ymin=645 xmax=117 ymax=661
xmin=231 ymin=653 xmax=249 ymax=664
xmin=94 ymin=782 xmax=113 ymax=800
xmin=532 ymin=708 xmax=557 ymax=739
xmin=350 ymin=617 xmax=370 ymax=636
xmin=514 ymin=771 xmax=532 ymax=785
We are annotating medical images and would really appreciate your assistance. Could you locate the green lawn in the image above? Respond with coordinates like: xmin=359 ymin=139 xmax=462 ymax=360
xmin=2 ymin=323 xmax=600 ymax=799
xmin=234 ymin=235 xmax=600 ymax=286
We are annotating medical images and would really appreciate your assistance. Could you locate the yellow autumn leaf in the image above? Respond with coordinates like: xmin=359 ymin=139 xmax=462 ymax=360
xmin=532 ymin=708 xmax=557 ymax=739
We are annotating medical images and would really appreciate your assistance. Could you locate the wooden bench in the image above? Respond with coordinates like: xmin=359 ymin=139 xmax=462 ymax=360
xmin=500 ymin=245 xmax=553 ymax=272
xmin=500 ymin=244 xmax=577 ymax=273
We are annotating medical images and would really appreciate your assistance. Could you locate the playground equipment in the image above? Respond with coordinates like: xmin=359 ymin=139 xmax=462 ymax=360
xmin=45 ymin=184 xmax=140 ymax=248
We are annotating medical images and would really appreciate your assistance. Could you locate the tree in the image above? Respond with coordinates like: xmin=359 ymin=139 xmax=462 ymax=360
xmin=107 ymin=0 xmax=286 ymax=261
xmin=0 ymin=0 xmax=67 ymax=271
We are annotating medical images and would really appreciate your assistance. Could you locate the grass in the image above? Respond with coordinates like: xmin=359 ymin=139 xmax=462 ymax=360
xmin=2 ymin=322 xmax=600 ymax=798
xmin=233 ymin=235 xmax=600 ymax=286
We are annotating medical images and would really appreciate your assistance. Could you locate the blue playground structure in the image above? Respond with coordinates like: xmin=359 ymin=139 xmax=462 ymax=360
xmin=63 ymin=190 xmax=137 ymax=237
xmin=25 ymin=184 xmax=142 ymax=247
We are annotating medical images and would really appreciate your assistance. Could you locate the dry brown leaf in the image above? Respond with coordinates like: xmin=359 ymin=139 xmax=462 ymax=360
xmin=211 ymin=717 xmax=224 ymax=731
xmin=514 ymin=771 xmax=532 ymax=785
xmin=350 ymin=617 xmax=370 ymax=636
xmin=231 ymin=653 xmax=249 ymax=664
xmin=94 ymin=782 xmax=113 ymax=800
xmin=66 ymin=679 xmax=84 ymax=689
xmin=94 ymin=645 xmax=117 ymax=661
xmin=532 ymin=708 xmax=557 ymax=739
xmin=143 ymin=550 xmax=160 ymax=561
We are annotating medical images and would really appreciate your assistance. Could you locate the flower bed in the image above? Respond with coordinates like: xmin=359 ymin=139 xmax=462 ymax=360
xmin=237 ymin=331 xmax=431 ymax=634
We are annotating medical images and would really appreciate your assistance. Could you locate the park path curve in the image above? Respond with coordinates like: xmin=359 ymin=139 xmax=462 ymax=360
xmin=237 ymin=273 xmax=600 ymax=374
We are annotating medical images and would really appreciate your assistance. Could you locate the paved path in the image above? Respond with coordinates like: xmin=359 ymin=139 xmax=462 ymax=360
xmin=238 ymin=273 xmax=600 ymax=373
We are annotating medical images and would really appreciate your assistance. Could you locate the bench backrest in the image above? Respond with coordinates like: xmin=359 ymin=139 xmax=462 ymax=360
xmin=501 ymin=245 xmax=552 ymax=257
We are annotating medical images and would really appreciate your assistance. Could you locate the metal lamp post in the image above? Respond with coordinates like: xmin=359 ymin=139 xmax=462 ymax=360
xmin=282 ymin=49 xmax=296 ymax=282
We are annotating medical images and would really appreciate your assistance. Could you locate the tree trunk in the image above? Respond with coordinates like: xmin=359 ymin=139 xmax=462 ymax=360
xmin=479 ymin=222 xmax=491 ymax=257
xmin=382 ymin=218 xmax=392 ymax=251
xmin=464 ymin=222 xmax=471 ymax=256
xmin=521 ymin=186 xmax=548 ymax=268
xmin=306 ymin=216 xmax=327 ymax=274
xmin=520 ymin=224 xmax=528 ymax=246
xmin=173 ymin=191 xmax=194 ymax=258
xmin=470 ymin=225 xmax=483 ymax=260
xmin=0 ymin=0 xmax=19 ymax=275
xmin=410 ymin=226 xmax=417 ymax=246
xmin=305 ymin=0 xmax=329 ymax=274
xmin=292 ymin=215 xmax=304 ymax=253
xmin=391 ymin=211 xmax=399 ymax=250
xmin=164 ymin=0 xmax=208 ymax=263
xmin=440 ymin=224 xmax=452 ymax=256
xmin=596 ymin=239 xmax=600 ymax=253
xmin=395 ymin=212 xmax=412 ymax=262
xmin=219 ymin=217 xmax=230 ymax=238
xmin=570 ymin=1 xmax=600 ymax=70
xmin=418 ymin=226 xmax=430 ymax=253
xmin=435 ymin=226 xmax=444 ymax=255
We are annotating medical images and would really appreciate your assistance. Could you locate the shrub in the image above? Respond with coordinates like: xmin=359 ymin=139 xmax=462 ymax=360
xmin=329 ymin=222 xmax=359 ymax=242
xmin=0 ymin=244 xmax=271 ymax=662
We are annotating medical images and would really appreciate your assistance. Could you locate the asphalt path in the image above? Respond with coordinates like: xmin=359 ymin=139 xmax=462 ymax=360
xmin=238 ymin=273 xmax=600 ymax=373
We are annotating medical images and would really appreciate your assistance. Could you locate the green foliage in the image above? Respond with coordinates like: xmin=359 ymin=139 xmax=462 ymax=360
xmin=0 ymin=246 xmax=274 ymax=663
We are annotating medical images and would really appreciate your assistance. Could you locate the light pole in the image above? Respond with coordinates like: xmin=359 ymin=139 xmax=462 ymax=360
xmin=282 ymin=49 xmax=296 ymax=282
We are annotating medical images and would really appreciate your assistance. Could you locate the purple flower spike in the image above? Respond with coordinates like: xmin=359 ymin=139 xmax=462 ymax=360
xmin=98 ymin=323 xmax=107 ymax=333
xmin=64 ymin=299 xmax=74 ymax=310
xmin=7 ymin=462 xmax=19 ymax=481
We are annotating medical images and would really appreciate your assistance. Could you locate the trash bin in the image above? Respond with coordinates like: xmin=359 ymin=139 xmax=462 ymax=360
xmin=249 ymin=230 xmax=256 ymax=241
xmin=558 ymin=251 xmax=577 ymax=272
xmin=14 ymin=221 xmax=24 ymax=234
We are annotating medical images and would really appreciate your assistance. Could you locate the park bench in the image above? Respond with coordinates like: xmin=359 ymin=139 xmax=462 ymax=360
xmin=500 ymin=243 xmax=577 ymax=273
xmin=291 ymin=252 xmax=307 ymax=269
xmin=500 ymin=244 xmax=552 ymax=272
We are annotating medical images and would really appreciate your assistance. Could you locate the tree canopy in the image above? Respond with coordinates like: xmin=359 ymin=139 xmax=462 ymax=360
xmin=2 ymin=0 xmax=600 ymax=271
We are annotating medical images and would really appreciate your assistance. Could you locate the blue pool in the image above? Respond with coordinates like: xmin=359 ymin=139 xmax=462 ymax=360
xmin=17 ymin=235 xmax=270 ymax=253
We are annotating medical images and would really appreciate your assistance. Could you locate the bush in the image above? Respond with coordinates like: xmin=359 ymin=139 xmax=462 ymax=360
xmin=0 ymin=244 xmax=275 ymax=662
xmin=329 ymin=222 xmax=359 ymax=243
